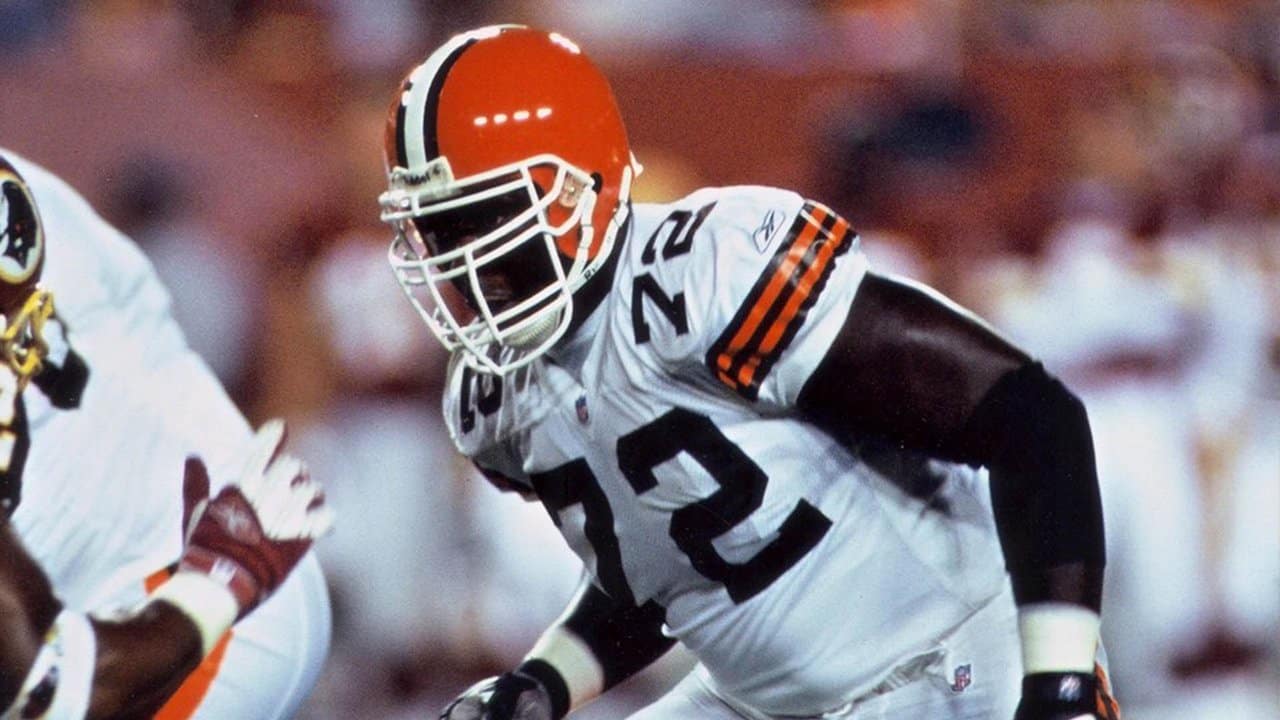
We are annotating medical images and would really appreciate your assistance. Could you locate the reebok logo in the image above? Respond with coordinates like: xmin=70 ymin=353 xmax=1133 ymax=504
xmin=752 ymin=209 xmax=783 ymax=253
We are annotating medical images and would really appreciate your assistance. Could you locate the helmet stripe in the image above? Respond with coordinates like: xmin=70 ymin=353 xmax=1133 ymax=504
xmin=400 ymin=26 xmax=518 ymax=171
xmin=393 ymin=81 xmax=412 ymax=169
xmin=402 ymin=35 xmax=474 ymax=170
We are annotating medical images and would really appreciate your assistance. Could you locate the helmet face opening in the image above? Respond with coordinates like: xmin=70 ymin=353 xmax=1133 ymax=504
xmin=383 ymin=155 xmax=598 ymax=374
xmin=409 ymin=186 xmax=562 ymax=323
xmin=412 ymin=183 xmax=533 ymax=257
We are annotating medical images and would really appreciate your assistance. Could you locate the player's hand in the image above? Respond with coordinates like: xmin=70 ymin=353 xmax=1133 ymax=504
xmin=179 ymin=419 xmax=333 ymax=618
xmin=439 ymin=670 xmax=557 ymax=720
xmin=1013 ymin=671 xmax=1101 ymax=720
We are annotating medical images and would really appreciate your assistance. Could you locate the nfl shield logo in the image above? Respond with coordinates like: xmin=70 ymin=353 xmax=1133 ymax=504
xmin=575 ymin=395 xmax=589 ymax=424
xmin=950 ymin=664 xmax=972 ymax=693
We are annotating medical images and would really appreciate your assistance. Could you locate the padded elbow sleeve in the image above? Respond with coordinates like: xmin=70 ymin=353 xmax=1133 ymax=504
xmin=562 ymin=584 xmax=676 ymax=691
xmin=961 ymin=362 xmax=1105 ymax=609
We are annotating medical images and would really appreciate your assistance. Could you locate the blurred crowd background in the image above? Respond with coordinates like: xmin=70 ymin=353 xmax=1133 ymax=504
xmin=1 ymin=1 xmax=1276 ymax=718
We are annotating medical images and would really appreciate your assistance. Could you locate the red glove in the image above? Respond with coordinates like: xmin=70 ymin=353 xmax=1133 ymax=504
xmin=179 ymin=420 xmax=332 ymax=619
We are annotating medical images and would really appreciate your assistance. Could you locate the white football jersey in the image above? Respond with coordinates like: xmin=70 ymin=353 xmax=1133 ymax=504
xmin=5 ymin=152 xmax=252 ymax=613
xmin=444 ymin=185 xmax=1009 ymax=716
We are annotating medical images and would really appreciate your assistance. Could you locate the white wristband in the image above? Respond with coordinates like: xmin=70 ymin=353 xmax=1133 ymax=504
xmin=149 ymin=571 xmax=239 ymax=656
xmin=525 ymin=627 xmax=605 ymax=711
xmin=1018 ymin=603 xmax=1100 ymax=674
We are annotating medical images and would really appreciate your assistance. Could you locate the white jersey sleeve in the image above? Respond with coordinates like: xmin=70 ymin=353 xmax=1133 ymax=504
xmin=630 ymin=186 xmax=867 ymax=409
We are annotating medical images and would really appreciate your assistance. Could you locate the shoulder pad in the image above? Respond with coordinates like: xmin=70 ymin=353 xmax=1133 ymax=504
xmin=620 ymin=188 xmax=861 ymax=403
xmin=619 ymin=186 xmax=805 ymax=359
xmin=441 ymin=353 xmax=572 ymax=457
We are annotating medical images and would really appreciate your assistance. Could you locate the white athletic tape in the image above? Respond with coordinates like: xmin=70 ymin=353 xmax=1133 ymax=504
xmin=1018 ymin=603 xmax=1100 ymax=674
xmin=151 ymin=571 xmax=238 ymax=656
xmin=526 ymin=626 xmax=605 ymax=712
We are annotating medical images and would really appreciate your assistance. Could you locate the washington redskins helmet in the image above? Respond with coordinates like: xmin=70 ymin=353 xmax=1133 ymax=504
xmin=380 ymin=25 xmax=639 ymax=375
xmin=0 ymin=155 xmax=53 ymax=388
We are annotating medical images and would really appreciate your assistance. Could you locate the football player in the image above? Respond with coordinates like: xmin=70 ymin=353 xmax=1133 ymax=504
xmin=0 ymin=150 xmax=334 ymax=718
xmin=0 ymin=419 xmax=331 ymax=720
xmin=380 ymin=26 xmax=1120 ymax=720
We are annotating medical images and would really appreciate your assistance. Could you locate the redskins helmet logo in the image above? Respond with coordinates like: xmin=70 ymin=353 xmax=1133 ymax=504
xmin=0 ymin=168 xmax=43 ymax=288
xmin=0 ymin=160 xmax=53 ymax=388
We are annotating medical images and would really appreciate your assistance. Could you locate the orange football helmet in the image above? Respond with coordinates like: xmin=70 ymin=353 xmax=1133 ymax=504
xmin=380 ymin=25 xmax=639 ymax=374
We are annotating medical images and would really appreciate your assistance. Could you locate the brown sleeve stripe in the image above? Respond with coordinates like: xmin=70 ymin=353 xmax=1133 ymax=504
xmin=706 ymin=201 xmax=857 ymax=400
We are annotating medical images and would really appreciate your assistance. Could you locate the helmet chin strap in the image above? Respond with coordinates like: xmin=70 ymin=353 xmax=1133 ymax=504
xmin=505 ymin=306 xmax=564 ymax=348
xmin=563 ymin=187 xmax=598 ymax=293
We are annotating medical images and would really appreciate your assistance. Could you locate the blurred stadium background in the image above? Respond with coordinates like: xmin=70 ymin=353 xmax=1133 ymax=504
xmin=1 ymin=1 xmax=1276 ymax=718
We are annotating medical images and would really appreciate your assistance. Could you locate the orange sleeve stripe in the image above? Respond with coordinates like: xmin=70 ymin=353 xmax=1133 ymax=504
xmin=142 ymin=567 xmax=234 ymax=719
xmin=736 ymin=214 xmax=849 ymax=388
xmin=733 ymin=228 xmax=841 ymax=389
xmin=152 ymin=630 xmax=232 ymax=720
xmin=715 ymin=204 xmax=839 ymax=391
xmin=707 ymin=201 xmax=857 ymax=400
xmin=144 ymin=566 xmax=172 ymax=594
xmin=714 ymin=206 xmax=827 ymax=374
xmin=1094 ymin=662 xmax=1122 ymax=720
xmin=732 ymin=224 xmax=829 ymax=389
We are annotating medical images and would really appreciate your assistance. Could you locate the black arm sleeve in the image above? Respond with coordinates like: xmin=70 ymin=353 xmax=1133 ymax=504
xmin=797 ymin=272 xmax=1105 ymax=610
xmin=956 ymin=361 xmax=1105 ymax=609
xmin=560 ymin=577 xmax=676 ymax=691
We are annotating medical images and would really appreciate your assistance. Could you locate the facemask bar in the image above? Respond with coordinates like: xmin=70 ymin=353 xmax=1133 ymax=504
xmin=0 ymin=288 xmax=54 ymax=391
xmin=382 ymin=154 xmax=603 ymax=375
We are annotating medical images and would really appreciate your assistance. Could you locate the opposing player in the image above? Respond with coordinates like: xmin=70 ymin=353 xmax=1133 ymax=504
xmin=0 ymin=150 xmax=334 ymax=718
xmin=0 ymin=419 xmax=331 ymax=719
xmin=380 ymin=26 xmax=1121 ymax=720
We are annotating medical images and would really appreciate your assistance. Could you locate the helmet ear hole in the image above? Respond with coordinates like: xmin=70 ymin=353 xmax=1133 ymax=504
xmin=590 ymin=172 xmax=603 ymax=192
